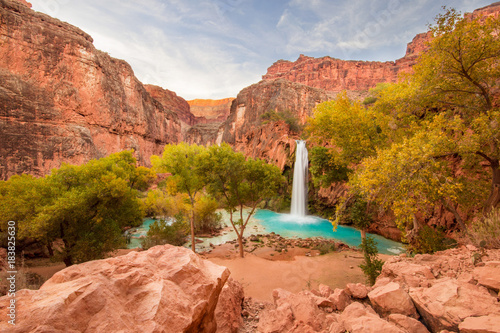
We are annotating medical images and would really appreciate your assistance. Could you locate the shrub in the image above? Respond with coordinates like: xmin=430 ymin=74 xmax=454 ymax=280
xmin=260 ymin=109 xmax=302 ymax=133
xmin=410 ymin=225 xmax=457 ymax=254
xmin=313 ymin=242 xmax=336 ymax=255
xmin=141 ymin=215 xmax=189 ymax=250
xmin=469 ymin=210 xmax=500 ymax=249
xmin=359 ymin=236 xmax=384 ymax=285
xmin=194 ymin=196 xmax=222 ymax=233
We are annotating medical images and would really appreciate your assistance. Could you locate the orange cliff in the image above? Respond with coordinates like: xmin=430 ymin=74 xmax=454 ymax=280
xmin=188 ymin=98 xmax=234 ymax=124
xmin=0 ymin=0 xmax=182 ymax=179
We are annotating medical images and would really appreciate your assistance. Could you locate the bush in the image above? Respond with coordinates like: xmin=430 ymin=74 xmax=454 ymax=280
xmin=260 ymin=109 xmax=302 ymax=133
xmin=141 ymin=216 xmax=189 ymax=250
xmin=194 ymin=196 xmax=222 ymax=233
xmin=410 ymin=225 xmax=457 ymax=254
xmin=359 ymin=236 xmax=384 ymax=285
xmin=469 ymin=210 xmax=500 ymax=249
xmin=313 ymin=242 xmax=336 ymax=255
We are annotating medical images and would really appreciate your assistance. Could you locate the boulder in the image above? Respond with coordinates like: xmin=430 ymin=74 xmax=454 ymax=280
xmin=387 ymin=314 xmax=430 ymax=333
xmin=379 ymin=260 xmax=435 ymax=288
xmin=0 ymin=245 xmax=230 ymax=333
xmin=368 ymin=282 xmax=419 ymax=318
xmin=215 ymin=277 xmax=244 ymax=333
xmin=458 ymin=315 xmax=500 ymax=333
xmin=319 ymin=284 xmax=333 ymax=298
xmin=257 ymin=288 xmax=335 ymax=332
xmin=409 ymin=279 xmax=500 ymax=332
xmin=328 ymin=288 xmax=351 ymax=311
xmin=339 ymin=302 xmax=405 ymax=333
xmin=473 ymin=261 xmax=500 ymax=292
xmin=345 ymin=283 xmax=369 ymax=299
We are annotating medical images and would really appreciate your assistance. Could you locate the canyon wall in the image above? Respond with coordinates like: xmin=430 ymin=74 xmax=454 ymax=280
xmin=0 ymin=0 xmax=182 ymax=179
xmin=188 ymin=98 xmax=234 ymax=124
xmin=215 ymin=79 xmax=337 ymax=169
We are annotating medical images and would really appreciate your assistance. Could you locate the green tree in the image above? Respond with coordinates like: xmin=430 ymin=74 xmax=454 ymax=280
xmin=0 ymin=151 xmax=151 ymax=266
xmin=201 ymin=143 xmax=284 ymax=257
xmin=151 ymin=143 xmax=207 ymax=252
xmin=359 ymin=236 xmax=384 ymax=286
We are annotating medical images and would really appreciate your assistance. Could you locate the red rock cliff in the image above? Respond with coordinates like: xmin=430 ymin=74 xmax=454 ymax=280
xmin=262 ymin=53 xmax=416 ymax=93
xmin=216 ymin=79 xmax=336 ymax=169
xmin=0 ymin=0 xmax=182 ymax=179
xmin=188 ymin=98 xmax=234 ymax=124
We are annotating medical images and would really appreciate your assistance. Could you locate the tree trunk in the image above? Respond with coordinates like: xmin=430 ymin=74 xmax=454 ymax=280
xmin=484 ymin=159 xmax=500 ymax=213
xmin=360 ymin=229 xmax=366 ymax=240
xmin=190 ymin=210 xmax=196 ymax=253
xmin=238 ymin=235 xmax=244 ymax=258
xmin=63 ymin=254 xmax=73 ymax=267
xmin=441 ymin=199 xmax=467 ymax=232
xmin=46 ymin=242 xmax=54 ymax=257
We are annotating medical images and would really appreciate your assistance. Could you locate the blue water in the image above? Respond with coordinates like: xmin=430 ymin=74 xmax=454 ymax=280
xmin=126 ymin=218 xmax=158 ymax=249
xmin=253 ymin=209 xmax=404 ymax=255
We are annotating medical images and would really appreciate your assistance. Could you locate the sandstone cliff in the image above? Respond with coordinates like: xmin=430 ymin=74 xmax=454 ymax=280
xmin=262 ymin=54 xmax=413 ymax=93
xmin=216 ymin=79 xmax=338 ymax=169
xmin=145 ymin=84 xmax=193 ymax=126
xmin=188 ymin=98 xmax=234 ymax=124
xmin=0 ymin=0 xmax=182 ymax=179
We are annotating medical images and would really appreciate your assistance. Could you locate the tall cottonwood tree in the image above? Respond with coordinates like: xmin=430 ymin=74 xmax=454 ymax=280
xmin=307 ymin=8 xmax=500 ymax=242
xmin=200 ymin=144 xmax=284 ymax=258
xmin=151 ymin=143 xmax=207 ymax=252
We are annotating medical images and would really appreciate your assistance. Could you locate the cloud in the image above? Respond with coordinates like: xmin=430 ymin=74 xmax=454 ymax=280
xmin=30 ymin=0 xmax=494 ymax=99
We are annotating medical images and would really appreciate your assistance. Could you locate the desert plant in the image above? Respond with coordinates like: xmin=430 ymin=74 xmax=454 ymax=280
xmin=359 ymin=236 xmax=384 ymax=285
xmin=409 ymin=225 xmax=457 ymax=254
xmin=469 ymin=210 xmax=500 ymax=249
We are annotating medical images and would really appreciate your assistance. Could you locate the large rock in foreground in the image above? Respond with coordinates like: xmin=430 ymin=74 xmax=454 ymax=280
xmin=0 ymin=245 xmax=230 ymax=333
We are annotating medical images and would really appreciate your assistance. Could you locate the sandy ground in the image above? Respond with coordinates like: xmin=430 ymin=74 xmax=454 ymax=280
xmin=203 ymin=245 xmax=389 ymax=302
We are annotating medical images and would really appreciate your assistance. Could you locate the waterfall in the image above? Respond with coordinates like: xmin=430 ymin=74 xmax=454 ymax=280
xmin=291 ymin=140 xmax=308 ymax=216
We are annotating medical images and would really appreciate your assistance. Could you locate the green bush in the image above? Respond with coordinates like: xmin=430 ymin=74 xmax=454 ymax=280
xmin=313 ymin=242 xmax=336 ymax=255
xmin=260 ymin=109 xmax=302 ymax=133
xmin=141 ymin=216 xmax=189 ymax=250
xmin=194 ymin=196 xmax=222 ymax=234
xmin=410 ymin=225 xmax=457 ymax=254
xmin=469 ymin=210 xmax=500 ymax=249
xmin=359 ymin=236 xmax=384 ymax=285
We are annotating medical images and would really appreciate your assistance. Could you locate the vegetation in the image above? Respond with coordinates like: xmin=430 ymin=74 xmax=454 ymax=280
xmin=359 ymin=236 xmax=384 ymax=285
xmin=141 ymin=217 xmax=189 ymax=250
xmin=0 ymin=151 xmax=153 ymax=266
xmin=261 ymin=109 xmax=302 ymax=133
xmin=200 ymin=143 xmax=285 ymax=257
xmin=151 ymin=143 xmax=206 ymax=252
xmin=305 ymin=8 xmax=500 ymax=250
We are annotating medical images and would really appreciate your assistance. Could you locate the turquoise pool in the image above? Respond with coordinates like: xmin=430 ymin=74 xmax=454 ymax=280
xmin=253 ymin=210 xmax=404 ymax=255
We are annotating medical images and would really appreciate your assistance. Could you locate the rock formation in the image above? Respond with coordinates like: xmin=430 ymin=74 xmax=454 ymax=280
xmin=145 ymin=84 xmax=193 ymax=127
xmin=0 ymin=0 xmax=182 ymax=179
xmin=252 ymin=246 xmax=500 ymax=333
xmin=0 ymin=245 xmax=245 ymax=333
xmin=188 ymin=98 xmax=234 ymax=124
xmin=262 ymin=54 xmax=414 ymax=94
xmin=215 ymin=79 xmax=337 ymax=169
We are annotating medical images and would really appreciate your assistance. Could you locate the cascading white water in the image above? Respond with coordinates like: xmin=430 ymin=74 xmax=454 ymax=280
xmin=290 ymin=140 xmax=308 ymax=216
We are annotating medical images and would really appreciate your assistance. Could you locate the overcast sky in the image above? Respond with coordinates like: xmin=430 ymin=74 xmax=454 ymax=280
xmin=31 ymin=0 xmax=494 ymax=100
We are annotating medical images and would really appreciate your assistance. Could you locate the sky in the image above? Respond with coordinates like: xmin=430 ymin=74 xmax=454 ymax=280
xmin=31 ymin=0 xmax=494 ymax=100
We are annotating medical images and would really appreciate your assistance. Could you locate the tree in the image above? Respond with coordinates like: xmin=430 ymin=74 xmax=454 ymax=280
xmin=0 ymin=151 xmax=152 ymax=266
xmin=306 ymin=92 xmax=388 ymax=169
xmin=359 ymin=236 xmax=384 ymax=286
xmin=151 ymin=143 xmax=207 ymax=252
xmin=201 ymin=143 xmax=284 ymax=257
